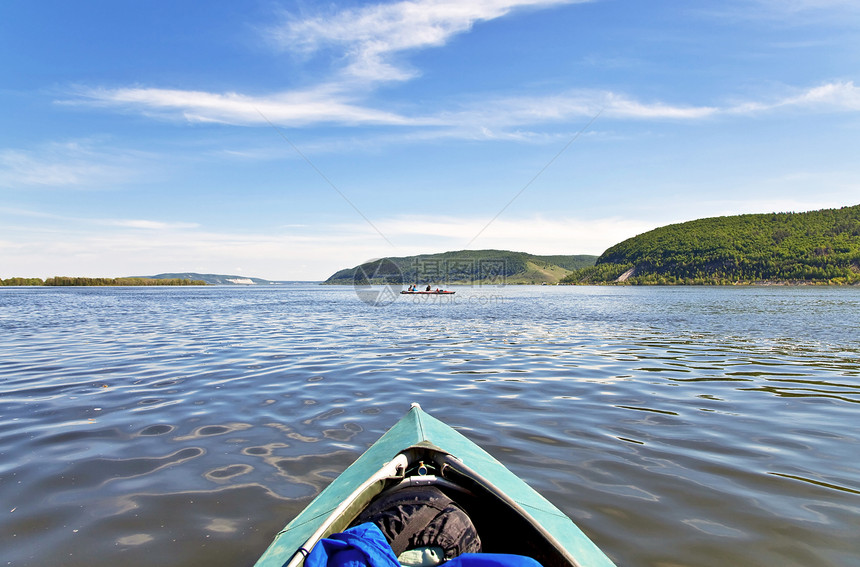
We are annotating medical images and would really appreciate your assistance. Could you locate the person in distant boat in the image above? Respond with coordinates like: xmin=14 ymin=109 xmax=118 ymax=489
xmin=407 ymin=285 xmax=414 ymax=292
xmin=426 ymin=284 xmax=431 ymax=291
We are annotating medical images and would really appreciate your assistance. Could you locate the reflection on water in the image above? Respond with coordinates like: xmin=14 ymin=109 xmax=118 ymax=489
xmin=0 ymin=285 xmax=859 ymax=567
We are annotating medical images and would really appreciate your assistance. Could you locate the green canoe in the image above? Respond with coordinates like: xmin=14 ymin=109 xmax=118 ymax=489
xmin=254 ymin=404 xmax=617 ymax=567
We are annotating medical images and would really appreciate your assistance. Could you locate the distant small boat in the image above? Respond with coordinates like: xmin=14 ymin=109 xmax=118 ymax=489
xmin=401 ymin=290 xmax=455 ymax=295
xmin=253 ymin=404 xmax=617 ymax=567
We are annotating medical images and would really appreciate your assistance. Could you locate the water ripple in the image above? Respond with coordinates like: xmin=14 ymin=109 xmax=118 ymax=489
xmin=1 ymin=285 xmax=858 ymax=567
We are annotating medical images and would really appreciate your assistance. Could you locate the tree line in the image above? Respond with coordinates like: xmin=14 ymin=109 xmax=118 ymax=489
xmin=1 ymin=277 xmax=206 ymax=286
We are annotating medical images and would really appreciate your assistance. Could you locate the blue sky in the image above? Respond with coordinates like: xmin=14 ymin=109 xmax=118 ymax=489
xmin=2 ymin=0 xmax=859 ymax=280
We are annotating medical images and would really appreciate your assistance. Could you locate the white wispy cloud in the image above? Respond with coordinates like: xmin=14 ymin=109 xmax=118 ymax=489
xmin=754 ymin=0 xmax=860 ymax=14
xmin=67 ymin=0 xmax=588 ymax=129
xmin=69 ymin=86 xmax=415 ymax=127
xmin=1 ymin=205 xmax=651 ymax=279
xmin=726 ymin=80 xmax=860 ymax=114
xmin=103 ymin=219 xmax=200 ymax=230
xmin=701 ymin=0 xmax=860 ymax=24
xmin=0 ymin=216 xmax=376 ymax=280
xmin=0 ymin=140 xmax=142 ymax=189
xmin=67 ymin=80 xmax=860 ymax=139
xmin=270 ymin=0 xmax=584 ymax=83
xmin=776 ymin=80 xmax=860 ymax=110
xmin=0 ymin=207 xmax=200 ymax=232
xmin=57 ymin=0 xmax=860 ymax=137
xmin=6 ymin=197 xmax=858 ymax=280
xmin=333 ymin=213 xmax=660 ymax=256
xmin=442 ymin=90 xmax=718 ymax=129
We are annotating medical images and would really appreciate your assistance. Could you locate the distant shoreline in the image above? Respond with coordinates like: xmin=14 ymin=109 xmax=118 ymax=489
xmin=1 ymin=277 xmax=206 ymax=286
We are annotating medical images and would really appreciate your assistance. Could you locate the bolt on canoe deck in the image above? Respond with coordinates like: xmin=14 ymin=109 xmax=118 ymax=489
xmin=253 ymin=405 xmax=617 ymax=567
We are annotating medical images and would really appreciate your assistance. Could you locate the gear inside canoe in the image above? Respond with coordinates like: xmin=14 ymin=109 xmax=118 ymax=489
xmin=253 ymin=404 xmax=617 ymax=567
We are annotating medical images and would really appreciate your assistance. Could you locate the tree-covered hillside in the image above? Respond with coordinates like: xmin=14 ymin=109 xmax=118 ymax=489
xmin=562 ymin=205 xmax=860 ymax=285
xmin=324 ymin=250 xmax=597 ymax=285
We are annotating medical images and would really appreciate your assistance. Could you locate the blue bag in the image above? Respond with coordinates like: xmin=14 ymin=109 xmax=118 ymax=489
xmin=445 ymin=554 xmax=543 ymax=567
xmin=305 ymin=523 xmax=401 ymax=567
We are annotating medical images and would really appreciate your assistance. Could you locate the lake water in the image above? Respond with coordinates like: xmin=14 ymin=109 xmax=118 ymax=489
xmin=1 ymin=285 xmax=858 ymax=567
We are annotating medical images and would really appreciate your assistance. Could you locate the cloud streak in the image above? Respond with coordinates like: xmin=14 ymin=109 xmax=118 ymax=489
xmin=0 ymin=207 xmax=200 ymax=231
xmin=1 ymin=205 xmax=654 ymax=279
xmin=58 ymin=0 xmax=860 ymax=139
xmin=70 ymin=86 xmax=414 ymax=127
xmin=0 ymin=141 xmax=142 ymax=189
xmin=271 ymin=0 xmax=584 ymax=83
xmin=726 ymin=80 xmax=860 ymax=114
xmin=6 ymin=198 xmax=856 ymax=280
xmin=103 ymin=219 xmax=200 ymax=230
xmin=369 ymin=213 xmax=659 ymax=254
xmin=68 ymin=81 xmax=860 ymax=140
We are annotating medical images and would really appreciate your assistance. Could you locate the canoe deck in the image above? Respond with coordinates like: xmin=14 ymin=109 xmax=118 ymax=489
xmin=253 ymin=405 xmax=616 ymax=567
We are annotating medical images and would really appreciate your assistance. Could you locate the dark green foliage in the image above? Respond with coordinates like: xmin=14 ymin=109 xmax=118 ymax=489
xmin=324 ymin=250 xmax=597 ymax=285
xmin=1 ymin=277 xmax=45 ymax=286
xmin=531 ymin=254 xmax=598 ymax=271
xmin=563 ymin=204 xmax=860 ymax=285
xmin=561 ymin=263 xmax=634 ymax=284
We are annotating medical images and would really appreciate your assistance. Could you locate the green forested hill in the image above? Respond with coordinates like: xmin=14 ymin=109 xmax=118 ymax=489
xmin=324 ymin=250 xmax=597 ymax=285
xmin=562 ymin=205 xmax=860 ymax=285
